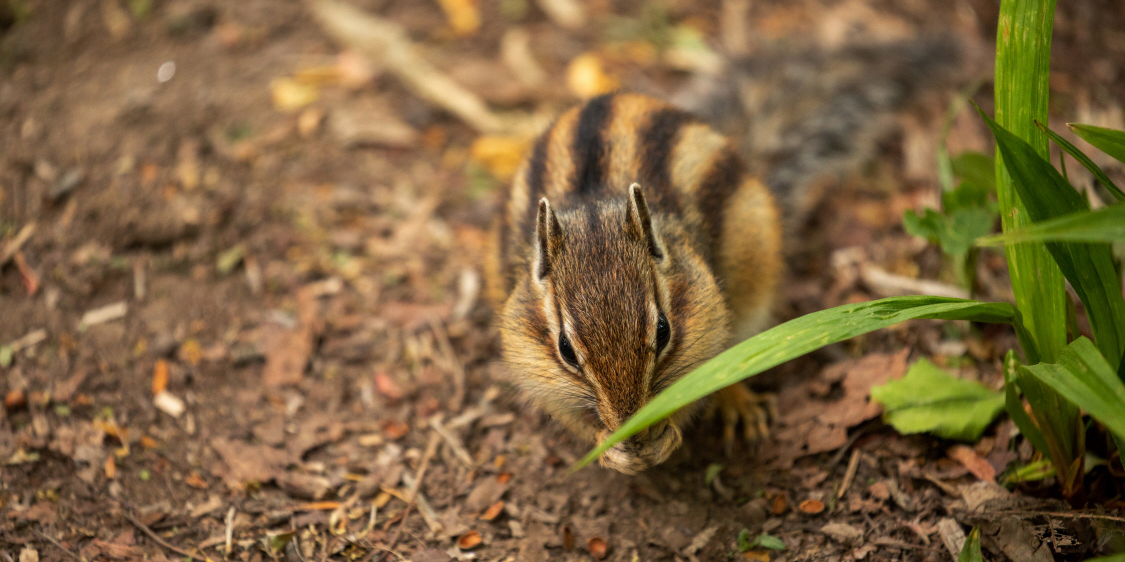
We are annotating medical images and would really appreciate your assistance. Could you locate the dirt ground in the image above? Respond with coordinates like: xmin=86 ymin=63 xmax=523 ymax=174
xmin=2 ymin=0 xmax=1124 ymax=561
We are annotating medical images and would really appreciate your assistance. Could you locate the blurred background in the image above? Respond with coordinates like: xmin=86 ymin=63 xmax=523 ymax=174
xmin=1 ymin=0 xmax=1124 ymax=560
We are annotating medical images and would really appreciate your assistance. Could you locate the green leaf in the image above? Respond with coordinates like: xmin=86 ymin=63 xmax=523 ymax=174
xmin=751 ymin=533 xmax=786 ymax=551
xmin=905 ymin=207 xmax=995 ymax=258
xmin=704 ymin=463 xmax=723 ymax=485
xmin=575 ymin=297 xmax=1015 ymax=469
xmin=1070 ymin=123 xmax=1125 ymax=165
xmin=980 ymin=108 xmax=1125 ymax=373
xmin=737 ymin=529 xmax=752 ymax=552
xmin=1002 ymin=350 xmax=1053 ymax=460
xmin=992 ymin=0 xmax=1065 ymax=365
xmin=959 ymin=527 xmax=983 ymax=562
xmin=1037 ymin=121 xmax=1125 ymax=202
xmin=1002 ymin=458 xmax=1055 ymax=484
xmin=951 ymin=151 xmax=996 ymax=196
xmin=978 ymin=205 xmax=1125 ymax=245
xmin=1082 ymin=555 xmax=1125 ymax=562
xmin=1020 ymin=337 xmax=1125 ymax=445
xmin=870 ymin=358 xmax=1005 ymax=441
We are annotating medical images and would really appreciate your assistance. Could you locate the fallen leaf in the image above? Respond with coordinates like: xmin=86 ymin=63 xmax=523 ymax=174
xmin=381 ymin=420 xmax=409 ymax=439
xmin=948 ymin=445 xmax=996 ymax=483
xmin=179 ymin=339 xmax=202 ymax=366
xmin=189 ymin=494 xmax=223 ymax=517
xmin=271 ymin=77 xmax=319 ymax=112
xmin=479 ymin=501 xmax=504 ymax=521
xmin=436 ymin=0 xmax=480 ymax=36
xmin=374 ymin=371 xmax=405 ymax=400
xmin=771 ymin=493 xmax=788 ymax=515
xmin=821 ymin=522 xmax=864 ymax=545
xmin=153 ymin=390 xmax=186 ymax=418
xmin=185 ymin=472 xmax=209 ymax=489
xmin=4 ymin=389 xmax=26 ymax=410
xmin=798 ymin=499 xmax=825 ymax=514
xmin=13 ymin=252 xmax=39 ymax=295
xmin=587 ymin=537 xmax=608 ymax=559
xmin=566 ymin=52 xmax=617 ymax=99
xmin=210 ymin=437 xmax=290 ymax=486
xmin=457 ymin=530 xmax=482 ymax=550
xmin=18 ymin=547 xmax=38 ymax=562
xmin=470 ymin=135 xmax=530 ymax=181
xmin=105 ymin=455 xmax=116 ymax=479
xmin=870 ymin=358 xmax=1004 ymax=441
xmin=152 ymin=359 xmax=169 ymax=395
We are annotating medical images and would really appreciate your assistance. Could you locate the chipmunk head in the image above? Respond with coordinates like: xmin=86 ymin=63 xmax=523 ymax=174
xmin=500 ymin=184 xmax=731 ymax=474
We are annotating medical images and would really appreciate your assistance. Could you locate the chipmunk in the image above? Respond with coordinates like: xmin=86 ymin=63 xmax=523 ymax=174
xmin=486 ymin=37 xmax=967 ymax=474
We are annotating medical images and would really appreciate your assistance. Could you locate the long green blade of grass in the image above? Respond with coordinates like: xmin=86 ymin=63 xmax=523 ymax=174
xmin=978 ymin=205 xmax=1125 ymax=245
xmin=1020 ymin=337 xmax=1125 ymax=449
xmin=1037 ymin=121 xmax=1125 ymax=202
xmin=993 ymin=0 xmax=1064 ymax=365
xmin=1069 ymin=123 xmax=1125 ymax=165
xmin=980 ymin=109 xmax=1125 ymax=373
xmin=575 ymin=297 xmax=1016 ymax=469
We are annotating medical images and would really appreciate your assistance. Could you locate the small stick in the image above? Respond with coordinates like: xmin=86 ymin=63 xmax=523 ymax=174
xmin=0 ymin=222 xmax=35 ymax=266
xmin=225 ymin=505 xmax=235 ymax=557
xmin=123 ymin=511 xmax=197 ymax=559
xmin=431 ymin=321 xmax=466 ymax=413
xmin=837 ymin=449 xmax=861 ymax=499
xmin=383 ymin=425 xmax=441 ymax=557
xmin=32 ymin=530 xmax=82 ymax=561
xmin=429 ymin=416 xmax=475 ymax=468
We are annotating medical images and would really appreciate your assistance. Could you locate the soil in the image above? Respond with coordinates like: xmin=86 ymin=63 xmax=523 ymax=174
xmin=2 ymin=1 xmax=1124 ymax=561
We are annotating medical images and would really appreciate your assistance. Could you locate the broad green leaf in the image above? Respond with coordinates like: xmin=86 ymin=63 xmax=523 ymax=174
xmin=951 ymin=151 xmax=996 ymax=197
xmin=575 ymin=297 xmax=1015 ymax=469
xmin=870 ymin=359 xmax=1004 ymax=441
xmin=992 ymin=0 xmax=1065 ymax=365
xmin=1020 ymin=337 xmax=1125 ymax=445
xmin=958 ymin=527 xmax=983 ymax=562
xmin=1037 ymin=121 xmax=1125 ymax=202
xmin=978 ymin=205 xmax=1125 ymax=245
xmin=981 ymin=108 xmax=1125 ymax=373
xmin=1070 ymin=123 xmax=1125 ymax=165
xmin=751 ymin=534 xmax=786 ymax=551
xmin=904 ymin=208 xmax=994 ymax=258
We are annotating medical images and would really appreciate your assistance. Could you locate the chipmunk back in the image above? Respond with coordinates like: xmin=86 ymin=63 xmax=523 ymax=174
xmin=486 ymin=37 xmax=966 ymax=474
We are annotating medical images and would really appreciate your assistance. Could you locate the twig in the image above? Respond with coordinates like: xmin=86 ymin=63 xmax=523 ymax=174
xmin=837 ymin=449 xmax=861 ymax=499
xmin=0 ymin=222 xmax=36 ymax=266
xmin=225 ymin=505 xmax=235 ymax=557
xmin=431 ymin=320 xmax=466 ymax=413
xmin=383 ymin=424 xmax=441 ymax=557
xmin=32 ymin=529 xmax=82 ymax=561
xmin=429 ymin=415 xmax=475 ymax=468
xmin=995 ymin=510 xmax=1125 ymax=523
xmin=306 ymin=0 xmax=503 ymax=132
xmin=123 ymin=510 xmax=197 ymax=559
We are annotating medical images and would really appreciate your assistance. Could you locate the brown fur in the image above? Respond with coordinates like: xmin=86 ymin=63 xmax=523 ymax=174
xmin=487 ymin=93 xmax=780 ymax=473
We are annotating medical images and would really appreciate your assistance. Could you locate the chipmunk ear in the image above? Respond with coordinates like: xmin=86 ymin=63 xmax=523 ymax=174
xmin=534 ymin=198 xmax=563 ymax=282
xmin=625 ymin=183 xmax=664 ymax=261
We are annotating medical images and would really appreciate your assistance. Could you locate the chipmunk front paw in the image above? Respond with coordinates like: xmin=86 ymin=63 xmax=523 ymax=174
xmin=714 ymin=383 xmax=775 ymax=456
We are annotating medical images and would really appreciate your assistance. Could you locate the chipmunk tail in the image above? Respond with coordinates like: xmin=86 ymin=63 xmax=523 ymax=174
xmin=673 ymin=34 xmax=977 ymax=228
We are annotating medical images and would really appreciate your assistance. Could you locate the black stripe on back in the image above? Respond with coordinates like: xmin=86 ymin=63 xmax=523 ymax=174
xmin=639 ymin=109 xmax=696 ymax=212
xmin=695 ymin=150 xmax=744 ymax=266
xmin=572 ymin=94 xmax=615 ymax=194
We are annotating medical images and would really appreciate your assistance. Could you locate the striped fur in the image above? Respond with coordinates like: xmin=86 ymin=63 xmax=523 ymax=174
xmin=486 ymin=93 xmax=781 ymax=473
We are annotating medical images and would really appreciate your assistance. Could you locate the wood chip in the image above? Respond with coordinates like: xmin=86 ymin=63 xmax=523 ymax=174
xmin=479 ymin=501 xmax=504 ymax=521
xmin=78 ymin=301 xmax=127 ymax=330
xmin=936 ymin=517 xmax=965 ymax=561
xmin=152 ymin=359 xmax=169 ymax=395
xmin=153 ymin=391 xmax=186 ymax=418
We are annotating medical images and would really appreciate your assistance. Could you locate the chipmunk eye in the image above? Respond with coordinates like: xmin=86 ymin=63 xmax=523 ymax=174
xmin=656 ymin=314 xmax=671 ymax=353
xmin=558 ymin=333 xmax=580 ymax=368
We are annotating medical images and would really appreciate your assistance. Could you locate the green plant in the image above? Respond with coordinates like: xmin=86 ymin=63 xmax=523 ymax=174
xmin=576 ymin=0 xmax=1125 ymax=504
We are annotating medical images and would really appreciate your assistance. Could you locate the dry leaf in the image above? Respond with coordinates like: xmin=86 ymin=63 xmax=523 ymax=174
xmin=271 ymin=77 xmax=319 ymax=112
xmin=587 ymin=537 xmax=608 ymax=559
xmin=771 ymin=493 xmax=788 ymax=515
xmin=105 ymin=455 xmax=116 ymax=479
xmin=480 ymin=501 xmax=504 ymax=521
xmin=436 ymin=0 xmax=480 ymax=36
xmin=470 ymin=136 xmax=530 ymax=181
xmin=457 ymin=530 xmax=482 ymax=550
xmin=948 ymin=444 xmax=996 ymax=483
xmin=152 ymin=359 xmax=169 ymax=395
xmin=566 ymin=53 xmax=618 ymax=99
xmin=798 ymin=499 xmax=825 ymax=514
